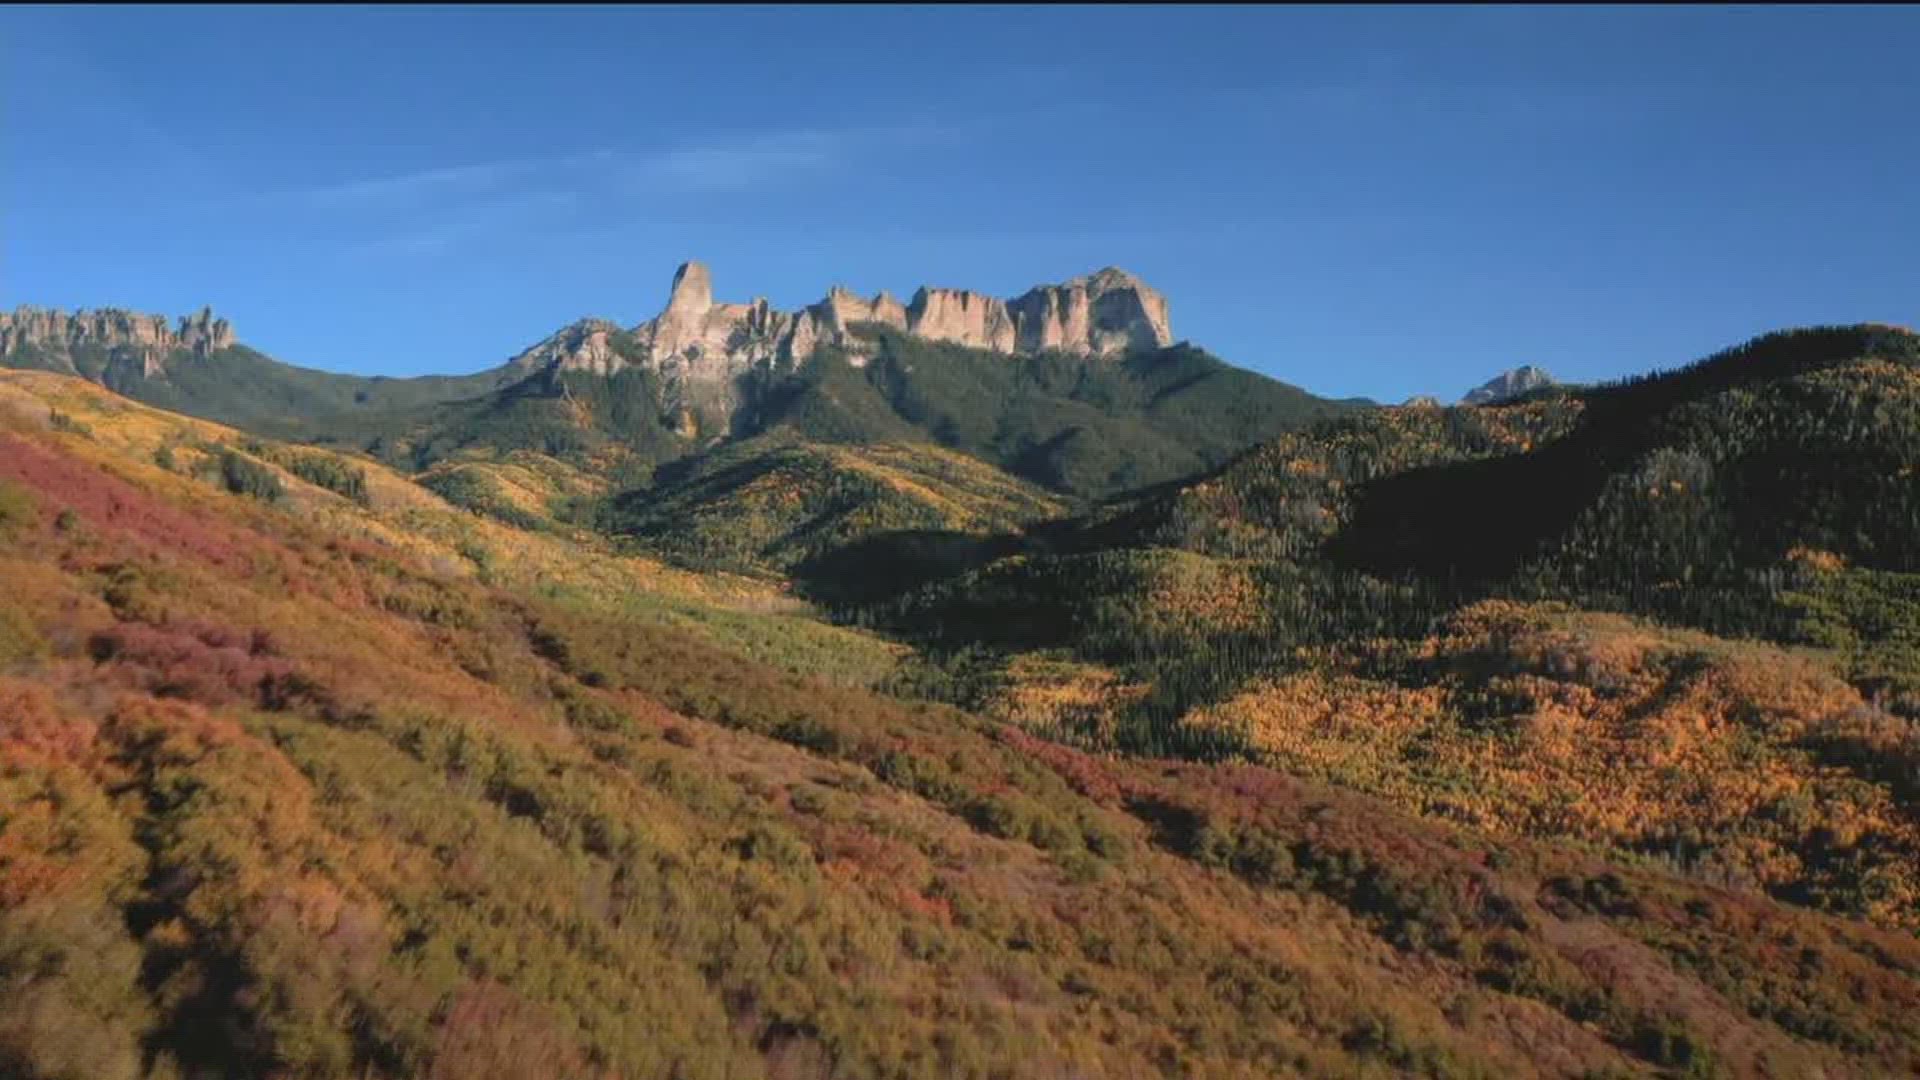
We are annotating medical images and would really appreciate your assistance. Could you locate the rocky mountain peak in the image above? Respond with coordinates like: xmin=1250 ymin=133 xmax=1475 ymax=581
xmin=508 ymin=318 xmax=626 ymax=376
xmin=503 ymin=261 xmax=1181 ymax=431
xmin=1008 ymin=267 xmax=1172 ymax=356
xmin=1068 ymin=266 xmax=1144 ymax=292
xmin=1462 ymin=365 xmax=1558 ymax=406
xmin=666 ymin=261 xmax=714 ymax=316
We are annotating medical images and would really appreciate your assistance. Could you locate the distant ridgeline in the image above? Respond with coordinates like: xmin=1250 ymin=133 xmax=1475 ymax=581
xmin=0 ymin=264 xmax=1357 ymax=498
xmin=0 ymin=305 xmax=517 ymax=428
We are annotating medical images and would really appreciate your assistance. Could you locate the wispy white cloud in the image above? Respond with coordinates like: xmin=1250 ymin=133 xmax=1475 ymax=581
xmin=335 ymin=188 xmax=583 ymax=261
xmin=272 ymin=124 xmax=953 ymax=260
xmin=346 ymin=228 xmax=462 ymax=261
xmin=291 ymin=119 xmax=970 ymax=208
xmin=284 ymin=125 xmax=908 ymax=213
xmin=617 ymin=136 xmax=836 ymax=195
xmin=294 ymin=149 xmax=619 ymax=209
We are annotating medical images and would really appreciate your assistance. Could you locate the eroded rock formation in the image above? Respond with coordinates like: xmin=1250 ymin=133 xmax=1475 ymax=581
xmin=517 ymin=260 xmax=1173 ymax=374
xmin=505 ymin=260 xmax=1179 ymax=434
xmin=0 ymin=305 xmax=235 ymax=376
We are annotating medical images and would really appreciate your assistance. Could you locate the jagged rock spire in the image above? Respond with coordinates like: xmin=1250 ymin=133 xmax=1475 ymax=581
xmin=666 ymin=261 xmax=713 ymax=316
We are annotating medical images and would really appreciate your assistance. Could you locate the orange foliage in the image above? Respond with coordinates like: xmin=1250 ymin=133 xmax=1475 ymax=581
xmin=0 ymin=679 xmax=99 ymax=770
xmin=1190 ymin=599 xmax=1920 ymax=928
xmin=429 ymin=980 xmax=598 ymax=1080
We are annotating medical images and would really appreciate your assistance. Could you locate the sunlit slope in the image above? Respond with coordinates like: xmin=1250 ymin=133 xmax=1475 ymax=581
xmin=4 ymin=377 xmax=1919 ymax=1076
xmin=0 ymin=371 xmax=907 ymax=684
xmin=605 ymin=435 xmax=1069 ymax=574
xmin=844 ymin=326 xmax=1920 ymax=933
xmin=862 ymin=324 xmax=1920 ymax=712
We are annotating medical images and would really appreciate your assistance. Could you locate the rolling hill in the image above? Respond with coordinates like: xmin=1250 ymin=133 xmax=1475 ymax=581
xmin=6 ymin=363 xmax=1920 ymax=1078
xmin=824 ymin=324 xmax=1920 ymax=933
xmin=601 ymin=434 xmax=1068 ymax=575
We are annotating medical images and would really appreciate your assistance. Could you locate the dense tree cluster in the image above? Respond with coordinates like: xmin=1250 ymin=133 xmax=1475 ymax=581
xmin=216 ymin=448 xmax=284 ymax=502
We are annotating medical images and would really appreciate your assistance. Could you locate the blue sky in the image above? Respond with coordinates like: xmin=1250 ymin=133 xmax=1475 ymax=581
xmin=5 ymin=5 xmax=1918 ymax=403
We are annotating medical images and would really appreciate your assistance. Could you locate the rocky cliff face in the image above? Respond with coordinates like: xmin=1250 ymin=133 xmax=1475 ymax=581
xmin=515 ymin=261 xmax=1174 ymax=375
xmin=814 ymin=286 xmax=910 ymax=337
xmin=509 ymin=319 xmax=627 ymax=377
xmin=905 ymin=287 xmax=1017 ymax=353
xmin=1462 ymin=365 xmax=1558 ymax=406
xmin=0 ymin=305 xmax=235 ymax=377
xmin=1007 ymin=268 xmax=1173 ymax=356
xmin=507 ymin=261 xmax=1179 ymax=431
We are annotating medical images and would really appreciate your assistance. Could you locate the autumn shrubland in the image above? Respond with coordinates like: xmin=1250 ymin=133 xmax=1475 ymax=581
xmin=4 ymin=326 xmax=1920 ymax=1078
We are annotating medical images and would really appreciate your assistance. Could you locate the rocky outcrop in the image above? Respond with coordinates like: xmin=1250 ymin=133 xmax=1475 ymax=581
xmin=523 ymin=261 xmax=1171 ymax=373
xmin=785 ymin=287 xmax=913 ymax=369
xmin=1401 ymin=395 xmax=1443 ymax=409
xmin=665 ymin=261 xmax=712 ymax=316
xmin=175 ymin=307 xmax=235 ymax=355
xmin=905 ymin=287 xmax=1017 ymax=354
xmin=812 ymin=285 xmax=909 ymax=336
xmin=509 ymin=318 xmax=627 ymax=376
xmin=870 ymin=291 xmax=909 ymax=331
xmin=0 ymin=305 xmax=235 ymax=377
xmin=507 ymin=260 xmax=1180 ymax=432
xmin=1008 ymin=267 xmax=1172 ymax=356
xmin=1462 ymin=366 xmax=1558 ymax=406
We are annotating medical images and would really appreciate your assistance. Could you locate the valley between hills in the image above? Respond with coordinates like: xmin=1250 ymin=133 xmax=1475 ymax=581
xmin=4 ymin=264 xmax=1920 ymax=1078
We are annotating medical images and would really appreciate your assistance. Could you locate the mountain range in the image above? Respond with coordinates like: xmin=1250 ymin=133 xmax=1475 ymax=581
xmin=1 ymin=264 xmax=1364 ymax=502
xmin=5 ymin=259 xmax=1920 ymax=1079
xmin=0 ymin=261 xmax=1190 ymax=433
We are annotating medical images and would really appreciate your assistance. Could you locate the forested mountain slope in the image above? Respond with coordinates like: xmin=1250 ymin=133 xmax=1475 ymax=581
xmin=5 ymin=369 xmax=1920 ymax=1078
xmin=290 ymin=331 xmax=1354 ymax=502
xmin=832 ymin=325 xmax=1920 ymax=933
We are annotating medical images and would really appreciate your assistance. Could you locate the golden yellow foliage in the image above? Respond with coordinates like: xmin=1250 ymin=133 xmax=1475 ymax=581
xmin=983 ymin=656 xmax=1151 ymax=746
xmin=1188 ymin=599 xmax=1920 ymax=929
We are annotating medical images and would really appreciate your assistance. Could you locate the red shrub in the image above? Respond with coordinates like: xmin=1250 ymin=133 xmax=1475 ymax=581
xmin=996 ymin=727 xmax=1123 ymax=805
xmin=86 ymin=620 xmax=297 ymax=710
xmin=0 ymin=432 xmax=251 ymax=571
